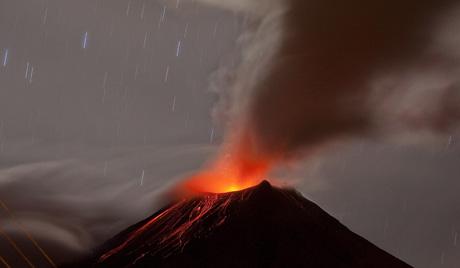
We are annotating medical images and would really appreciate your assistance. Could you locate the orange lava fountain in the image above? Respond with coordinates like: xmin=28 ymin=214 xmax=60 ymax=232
xmin=177 ymin=132 xmax=276 ymax=195
xmin=182 ymin=161 xmax=267 ymax=194
xmin=180 ymin=154 xmax=271 ymax=194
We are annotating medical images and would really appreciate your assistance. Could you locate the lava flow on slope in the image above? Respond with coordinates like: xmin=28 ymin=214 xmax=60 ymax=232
xmin=73 ymin=181 xmax=412 ymax=268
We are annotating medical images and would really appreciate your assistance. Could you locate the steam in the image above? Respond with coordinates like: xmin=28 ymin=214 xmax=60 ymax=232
xmin=203 ymin=0 xmax=460 ymax=167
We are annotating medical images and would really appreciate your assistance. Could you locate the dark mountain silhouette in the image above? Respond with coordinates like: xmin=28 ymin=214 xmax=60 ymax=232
xmin=70 ymin=181 xmax=412 ymax=268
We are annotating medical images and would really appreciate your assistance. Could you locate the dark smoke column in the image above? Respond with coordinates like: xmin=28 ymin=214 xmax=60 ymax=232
xmin=229 ymin=0 xmax=459 ymax=167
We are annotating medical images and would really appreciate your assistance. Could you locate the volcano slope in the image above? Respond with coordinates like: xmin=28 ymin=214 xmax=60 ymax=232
xmin=73 ymin=181 xmax=412 ymax=268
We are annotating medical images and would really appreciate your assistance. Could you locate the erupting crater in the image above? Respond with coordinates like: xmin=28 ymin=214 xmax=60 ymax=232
xmin=174 ymin=152 xmax=273 ymax=195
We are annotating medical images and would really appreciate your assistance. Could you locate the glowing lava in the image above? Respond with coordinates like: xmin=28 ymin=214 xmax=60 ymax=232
xmin=180 ymin=159 xmax=268 ymax=194
xmin=177 ymin=136 xmax=274 ymax=195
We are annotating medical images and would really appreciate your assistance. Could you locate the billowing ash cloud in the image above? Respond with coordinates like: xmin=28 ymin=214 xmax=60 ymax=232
xmin=200 ymin=0 xmax=460 ymax=164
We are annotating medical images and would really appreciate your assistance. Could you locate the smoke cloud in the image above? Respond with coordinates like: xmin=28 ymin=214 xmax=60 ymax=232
xmin=200 ymin=0 xmax=460 ymax=168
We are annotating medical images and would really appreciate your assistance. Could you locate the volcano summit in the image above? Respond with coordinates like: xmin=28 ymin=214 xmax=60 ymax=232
xmin=73 ymin=181 xmax=412 ymax=268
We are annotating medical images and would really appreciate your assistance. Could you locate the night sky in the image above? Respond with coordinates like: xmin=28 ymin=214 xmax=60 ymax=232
xmin=0 ymin=0 xmax=459 ymax=267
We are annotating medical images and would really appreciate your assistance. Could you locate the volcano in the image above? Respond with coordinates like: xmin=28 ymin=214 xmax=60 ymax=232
xmin=73 ymin=181 xmax=412 ymax=268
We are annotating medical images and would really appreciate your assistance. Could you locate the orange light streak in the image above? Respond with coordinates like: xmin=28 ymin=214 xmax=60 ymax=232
xmin=0 ymin=200 xmax=56 ymax=268
xmin=0 ymin=226 xmax=35 ymax=268
xmin=0 ymin=255 xmax=11 ymax=268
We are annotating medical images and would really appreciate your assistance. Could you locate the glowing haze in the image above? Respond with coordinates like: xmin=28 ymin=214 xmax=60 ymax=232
xmin=176 ymin=130 xmax=275 ymax=194
xmin=179 ymin=0 xmax=460 ymax=194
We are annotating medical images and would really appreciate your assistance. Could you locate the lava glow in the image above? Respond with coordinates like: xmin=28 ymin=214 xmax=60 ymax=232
xmin=178 ymin=134 xmax=274 ymax=194
xmin=180 ymin=159 xmax=268 ymax=194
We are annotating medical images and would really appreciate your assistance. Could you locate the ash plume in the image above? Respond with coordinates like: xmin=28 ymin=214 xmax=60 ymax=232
xmin=201 ymin=0 xmax=460 ymax=167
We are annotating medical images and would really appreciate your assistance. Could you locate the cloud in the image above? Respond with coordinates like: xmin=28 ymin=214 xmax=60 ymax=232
xmin=0 ymin=143 xmax=215 ymax=263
